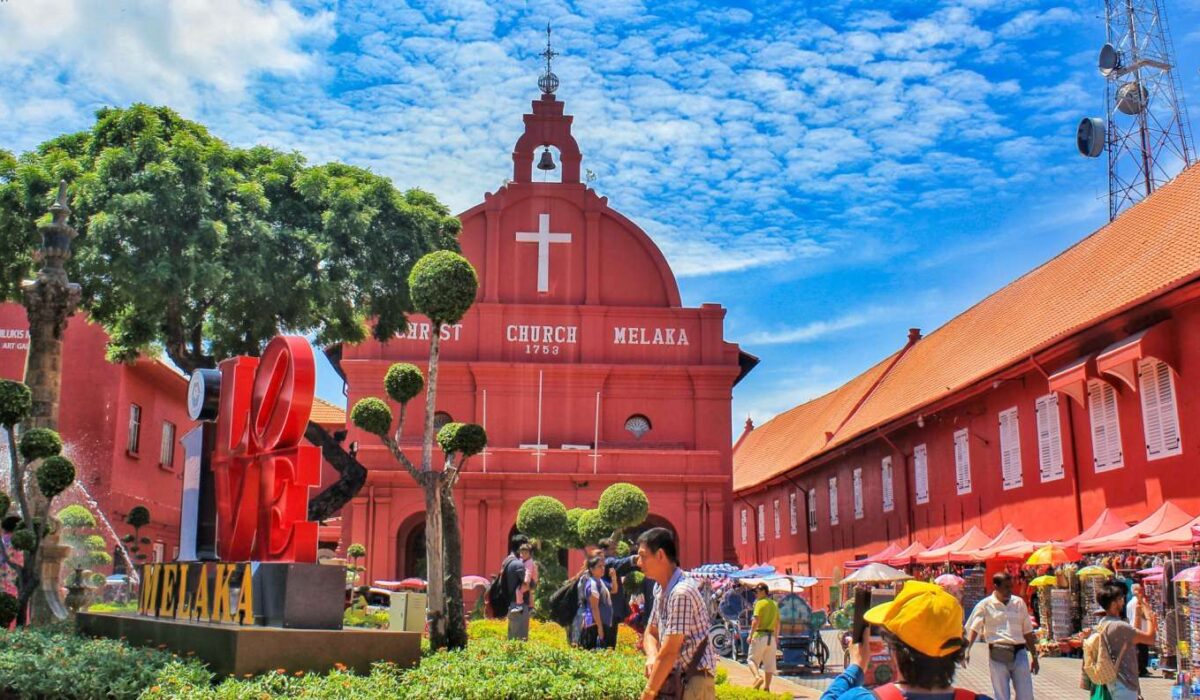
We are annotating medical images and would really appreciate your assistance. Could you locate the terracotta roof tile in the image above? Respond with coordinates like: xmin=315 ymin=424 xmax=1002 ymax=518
xmin=311 ymin=396 xmax=346 ymax=426
xmin=735 ymin=164 xmax=1200 ymax=492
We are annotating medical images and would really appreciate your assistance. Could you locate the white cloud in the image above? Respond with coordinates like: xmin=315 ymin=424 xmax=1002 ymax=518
xmin=743 ymin=312 xmax=874 ymax=346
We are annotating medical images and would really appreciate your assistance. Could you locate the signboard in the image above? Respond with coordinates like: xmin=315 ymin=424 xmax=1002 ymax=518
xmin=138 ymin=562 xmax=255 ymax=625
xmin=0 ymin=327 xmax=29 ymax=352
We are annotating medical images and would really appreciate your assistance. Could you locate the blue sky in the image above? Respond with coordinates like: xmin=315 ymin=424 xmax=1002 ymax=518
xmin=2 ymin=0 xmax=1198 ymax=429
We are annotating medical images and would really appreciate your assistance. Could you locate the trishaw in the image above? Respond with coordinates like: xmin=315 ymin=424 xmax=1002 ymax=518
xmin=702 ymin=575 xmax=829 ymax=674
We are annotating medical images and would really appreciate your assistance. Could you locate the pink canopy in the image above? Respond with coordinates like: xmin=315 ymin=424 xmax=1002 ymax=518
xmin=916 ymin=527 xmax=993 ymax=564
xmin=1078 ymin=501 xmax=1193 ymax=553
xmin=845 ymin=543 xmax=904 ymax=570
xmin=1064 ymin=509 xmax=1131 ymax=547
xmin=1137 ymin=514 xmax=1200 ymax=552
xmin=883 ymin=540 xmax=945 ymax=566
xmin=960 ymin=524 xmax=1034 ymax=561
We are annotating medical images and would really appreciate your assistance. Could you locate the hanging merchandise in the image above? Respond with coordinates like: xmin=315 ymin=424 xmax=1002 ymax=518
xmin=1189 ymin=582 xmax=1200 ymax=671
xmin=962 ymin=567 xmax=987 ymax=618
xmin=1082 ymin=575 xmax=1105 ymax=630
xmin=1051 ymin=588 xmax=1074 ymax=640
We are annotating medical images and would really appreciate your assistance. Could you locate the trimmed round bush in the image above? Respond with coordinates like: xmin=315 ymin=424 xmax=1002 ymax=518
xmin=0 ymin=592 xmax=16 ymax=628
xmin=516 ymin=496 xmax=568 ymax=542
xmin=36 ymin=455 xmax=76 ymax=498
xmin=11 ymin=527 xmax=36 ymax=551
xmin=347 ymin=543 xmax=366 ymax=559
xmin=351 ymin=397 xmax=393 ymax=436
xmin=0 ymin=380 xmax=31 ymax=427
xmin=437 ymin=422 xmax=487 ymax=456
xmin=0 ymin=491 xmax=9 ymax=519
xmin=57 ymin=504 xmax=96 ymax=530
xmin=576 ymin=509 xmax=614 ymax=547
xmin=560 ymin=508 xmax=587 ymax=550
xmin=125 ymin=505 xmax=151 ymax=529
xmin=597 ymin=482 xmax=650 ymax=530
xmin=408 ymin=250 xmax=478 ymax=325
xmin=18 ymin=428 xmax=63 ymax=461
xmin=384 ymin=363 xmax=424 ymax=404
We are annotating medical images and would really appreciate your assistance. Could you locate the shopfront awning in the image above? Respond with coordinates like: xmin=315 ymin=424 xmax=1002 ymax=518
xmin=1137 ymin=514 xmax=1200 ymax=552
xmin=958 ymin=524 xmax=1033 ymax=561
xmin=845 ymin=543 xmax=903 ymax=570
xmin=1096 ymin=320 xmax=1177 ymax=391
xmin=885 ymin=537 xmax=944 ymax=567
xmin=1047 ymin=355 xmax=1100 ymax=406
xmin=1064 ymin=508 xmax=1130 ymax=548
xmin=1077 ymin=501 xmax=1193 ymax=553
xmin=915 ymin=527 xmax=993 ymax=564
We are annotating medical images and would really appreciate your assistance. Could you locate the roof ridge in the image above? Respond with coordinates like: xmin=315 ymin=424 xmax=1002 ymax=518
xmin=827 ymin=338 xmax=916 ymax=442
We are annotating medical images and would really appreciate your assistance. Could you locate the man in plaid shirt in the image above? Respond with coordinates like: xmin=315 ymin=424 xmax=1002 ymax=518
xmin=638 ymin=527 xmax=717 ymax=700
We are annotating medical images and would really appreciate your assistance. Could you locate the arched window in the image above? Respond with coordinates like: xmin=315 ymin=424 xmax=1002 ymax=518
xmin=433 ymin=411 xmax=453 ymax=433
xmin=624 ymin=414 xmax=652 ymax=439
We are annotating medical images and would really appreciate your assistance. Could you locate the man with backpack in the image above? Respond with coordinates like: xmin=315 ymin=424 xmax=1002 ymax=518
xmin=492 ymin=535 xmax=532 ymax=640
xmin=820 ymin=581 xmax=991 ymax=700
xmin=1082 ymin=581 xmax=1158 ymax=700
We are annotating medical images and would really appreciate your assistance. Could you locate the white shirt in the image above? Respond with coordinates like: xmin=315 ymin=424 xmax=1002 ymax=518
xmin=969 ymin=593 xmax=1034 ymax=645
xmin=1128 ymin=595 xmax=1150 ymax=634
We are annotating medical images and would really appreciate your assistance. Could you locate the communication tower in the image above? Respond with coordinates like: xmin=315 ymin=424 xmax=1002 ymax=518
xmin=1077 ymin=0 xmax=1194 ymax=220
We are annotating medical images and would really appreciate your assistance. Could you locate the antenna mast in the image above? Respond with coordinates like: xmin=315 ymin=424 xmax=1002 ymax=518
xmin=1077 ymin=0 xmax=1194 ymax=221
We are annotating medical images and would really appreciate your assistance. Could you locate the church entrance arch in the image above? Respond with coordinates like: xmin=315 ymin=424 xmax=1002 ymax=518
xmin=625 ymin=514 xmax=677 ymax=547
xmin=396 ymin=512 xmax=427 ymax=580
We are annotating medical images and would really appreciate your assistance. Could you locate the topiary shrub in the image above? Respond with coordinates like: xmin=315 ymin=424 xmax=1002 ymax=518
xmin=408 ymin=251 xmax=478 ymax=325
xmin=436 ymin=422 xmax=487 ymax=457
xmin=55 ymin=504 xmax=95 ymax=529
xmin=575 ymin=509 xmax=614 ymax=547
xmin=36 ymin=455 xmax=76 ymax=498
xmin=0 ymin=592 xmax=17 ymax=628
xmin=516 ymin=496 xmax=568 ymax=542
xmin=560 ymin=507 xmax=587 ymax=550
xmin=11 ymin=528 xmax=36 ymax=552
xmin=597 ymin=482 xmax=649 ymax=531
xmin=384 ymin=363 xmax=424 ymax=404
xmin=0 ymin=380 xmax=31 ymax=428
xmin=351 ymin=397 xmax=393 ymax=437
xmin=125 ymin=506 xmax=150 ymax=529
xmin=18 ymin=428 xmax=63 ymax=461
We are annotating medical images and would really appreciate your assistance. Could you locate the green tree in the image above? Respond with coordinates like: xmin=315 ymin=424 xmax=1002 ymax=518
xmin=55 ymin=504 xmax=112 ymax=573
xmin=346 ymin=542 xmax=366 ymax=585
xmin=0 ymin=105 xmax=462 ymax=522
xmin=350 ymin=250 xmax=483 ymax=651
xmin=122 ymin=505 xmax=152 ymax=566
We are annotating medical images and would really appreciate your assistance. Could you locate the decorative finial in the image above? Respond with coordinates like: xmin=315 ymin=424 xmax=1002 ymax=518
xmin=50 ymin=180 xmax=70 ymax=226
xmin=538 ymin=23 xmax=559 ymax=96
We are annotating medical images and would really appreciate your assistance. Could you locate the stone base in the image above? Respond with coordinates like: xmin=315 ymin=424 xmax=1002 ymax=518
xmin=77 ymin=613 xmax=421 ymax=677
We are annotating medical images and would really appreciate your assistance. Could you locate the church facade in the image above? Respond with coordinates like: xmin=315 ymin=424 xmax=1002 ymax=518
xmin=341 ymin=90 xmax=753 ymax=582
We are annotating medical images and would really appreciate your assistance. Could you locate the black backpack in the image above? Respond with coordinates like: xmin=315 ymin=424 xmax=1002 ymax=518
xmin=487 ymin=556 xmax=515 ymax=618
xmin=547 ymin=575 xmax=581 ymax=627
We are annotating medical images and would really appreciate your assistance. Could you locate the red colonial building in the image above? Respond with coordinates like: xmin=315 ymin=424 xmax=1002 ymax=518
xmin=340 ymin=89 xmax=753 ymax=583
xmin=733 ymin=164 xmax=1200 ymax=608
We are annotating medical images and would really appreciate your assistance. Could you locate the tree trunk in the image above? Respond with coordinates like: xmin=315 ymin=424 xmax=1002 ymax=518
xmin=441 ymin=488 xmax=467 ymax=649
xmin=424 ymin=476 xmax=447 ymax=649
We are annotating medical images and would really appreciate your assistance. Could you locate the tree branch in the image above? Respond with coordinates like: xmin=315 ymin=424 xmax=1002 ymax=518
xmin=304 ymin=420 xmax=367 ymax=523
xmin=382 ymin=434 xmax=422 ymax=483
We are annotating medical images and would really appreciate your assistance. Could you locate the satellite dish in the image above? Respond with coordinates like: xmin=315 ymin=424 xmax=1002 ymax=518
xmin=1098 ymin=43 xmax=1121 ymax=76
xmin=1117 ymin=82 xmax=1149 ymax=115
xmin=1077 ymin=117 xmax=1105 ymax=158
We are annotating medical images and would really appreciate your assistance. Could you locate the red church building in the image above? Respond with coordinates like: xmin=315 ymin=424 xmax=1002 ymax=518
xmin=732 ymin=164 xmax=1200 ymax=608
xmin=341 ymin=89 xmax=754 ymax=582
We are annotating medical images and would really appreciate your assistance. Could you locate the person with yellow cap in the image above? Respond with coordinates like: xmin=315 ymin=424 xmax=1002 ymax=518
xmin=820 ymin=581 xmax=992 ymax=700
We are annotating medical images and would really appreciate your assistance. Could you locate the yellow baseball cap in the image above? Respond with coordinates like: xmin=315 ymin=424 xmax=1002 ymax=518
xmin=863 ymin=581 xmax=966 ymax=658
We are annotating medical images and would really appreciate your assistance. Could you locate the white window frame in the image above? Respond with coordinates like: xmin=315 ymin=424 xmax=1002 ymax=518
xmin=808 ymin=489 xmax=818 ymax=532
xmin=1035 ymin=393 xmax=1065 ymax=482
xmin=1088 ymin=380 xmax=1124 ymax=472
xmin=881 ymin=456 xmax=894 ymax=513
xmin=740 ymin=508 xmax=748 ymax=544
xmin=127 ymin=403 xmax=142 ymax=454
xmin=828 ymin=477 xmax=839 ymax=526
xmin=773 ymin=499 xmax=781 ymax=539
xmin=1139 ymin=358 xmax=1182 ymax=460
xmin=998 ymin=407 xmax=1024 ymax=490
xmin=953 ymin=428 xmax=972 ymax=495
xmin=789 ymin=492 xmax=799 ymax=535
xmin=852 ymin=468 xmax=864 ymax=520
xmin=159 ymin=421 xmax=176 ymax=467
xmin=914 ymin=444 xmax=929 ymax=504
xmin=757 ymin=504 xmax=766 ymax=541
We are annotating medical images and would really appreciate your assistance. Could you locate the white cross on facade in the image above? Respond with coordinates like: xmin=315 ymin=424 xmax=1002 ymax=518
xmin=515 ymin=213 xmax=571 ymax=293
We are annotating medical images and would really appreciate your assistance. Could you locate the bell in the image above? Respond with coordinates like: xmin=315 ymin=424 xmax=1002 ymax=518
xmin=536 ymin=148 xmax=555 ymax=171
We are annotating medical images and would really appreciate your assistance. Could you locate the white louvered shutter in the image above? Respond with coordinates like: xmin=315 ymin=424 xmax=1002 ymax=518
xmin=1140 ymin=359 xmax=1181 ymax=459
xmin=1035 ymin=394 xmax=1065 ymax=482
xmin=881 ymin=456 xmax=895 ymax=513
xmin=773 ymin=499 xmax=781 ymax=539
xmin=808 ymin=490 xmax=818 ymax=532
xmin=757 ymin=504 xmax=766 ymax=541
xmin=789 ymin=492 xmax=799 ymax=535
xmin=999 ymin=407 xmax=1023 ymax=490
xmin=1089 ymin=381 xmax=1124 ymax=472
xmin=829 ymin=477 xmax=839 ymax=525
xmin=914 ymin=444 xmax=929 ymax=504
xmin=740 ymin=508 xmax=747 ymax=544
xmin=853 ymin=468 xmax=864 ymax=519
xmin=954 ymin=428 xmax=972 ymax=495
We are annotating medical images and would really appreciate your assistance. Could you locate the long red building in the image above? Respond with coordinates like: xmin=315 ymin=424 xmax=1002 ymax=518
xmin=341 ymin=89 xmax=753 ymax=583
xmin=733 ymin=164 xmax=1200 ymax=608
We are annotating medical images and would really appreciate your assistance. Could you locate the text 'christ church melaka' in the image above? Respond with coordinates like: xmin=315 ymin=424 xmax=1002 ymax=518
xmin=339 ymin=78 xmax=755 ymax=583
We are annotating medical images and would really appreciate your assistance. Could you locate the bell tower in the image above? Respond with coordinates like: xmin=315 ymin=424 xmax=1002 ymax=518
xmin=511 ymin=25 xmax=583 ymax=184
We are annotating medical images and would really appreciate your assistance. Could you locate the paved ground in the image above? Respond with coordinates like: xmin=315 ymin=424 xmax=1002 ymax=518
xmin=719 ymin=657 xmax=821 ymax=698
xmin=780 ymin=630 xmax=1176 ymax=699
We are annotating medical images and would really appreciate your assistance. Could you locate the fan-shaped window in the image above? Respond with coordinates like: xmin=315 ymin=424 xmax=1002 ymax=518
xmin=624 ymin=414 xmax=652 ymax=439
xmin=433 ymin=411 xmax=453 ymax=432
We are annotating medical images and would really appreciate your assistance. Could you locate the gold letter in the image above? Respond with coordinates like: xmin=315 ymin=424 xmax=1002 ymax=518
xmin=211 ymin=563 xmax=235 ymax=623
xmin=158 ymin=564 xmax=179 ymax=617
xmin=192 ymin=565 xmax=210 ymax=621
xmin=235 ymin=563 xmax=255 ymax=625
xmin=139 ymin=565 xmax=161 ymax=616
xmin=174 ymin=564 xmax=191 ymax=619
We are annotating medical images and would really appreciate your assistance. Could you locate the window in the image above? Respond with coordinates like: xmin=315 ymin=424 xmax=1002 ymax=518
xmin=1139 ymin=359 xmax=1181 ymax=459
xmin=881 ymin=456 xmax=894 ymax=513
xmin=624 ymin=414 xmax=651 ymax=439
xmin=433 ymin=411 xmax=453 ymax=433
xmin=152 ymin=542 xmax=164 ymax=564
xmin=828 ymin=477 xmax=839 ymax=526
xmin=127 ymin=404 xmax=142 ymax=454
xmin=772 ymin=499 xmax=781 ymax=539
xmin=998 ymin=407 xmax=1023 ymax=490
xmin=159 ymin=422 xmax=176 ymax=467
xmin=789 ymin=492 xmax=799 ymax=535
xmin=914 ymin=444 xmax=929 ymax=504
xmin=740 ymin=508 xmax=748 ymax=544
xmin=1088 ymin=380 xmax=1123 ymax=472
xmin=1035 ymin=393 xmax=1065 ymax=482
xmin=807 ymin=489 xmax=817 ymax=532
xmin=852 ymin=468 xmax=864 ymax=520
xmin=757 ymin=504 xmax=766 ymax=541
xmin=953 ymin=428 xmax=972 ymax=495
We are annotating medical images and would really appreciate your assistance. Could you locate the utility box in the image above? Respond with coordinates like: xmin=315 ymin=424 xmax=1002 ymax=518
xmin=389 ymin=592 xmax=427 ymax=633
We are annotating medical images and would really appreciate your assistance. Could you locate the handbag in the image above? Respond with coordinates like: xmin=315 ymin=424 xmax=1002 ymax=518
xmin=988 ymin=644 xmax=1017 ymax=664
xmin=654 ymin=639 xmax=708 ymax=700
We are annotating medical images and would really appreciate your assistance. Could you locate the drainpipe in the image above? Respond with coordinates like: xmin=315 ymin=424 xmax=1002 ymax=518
xmin=876 ymin=429 xmax=914 ymax=545
xmin=781 ymin=475 xmax=815 ymax=577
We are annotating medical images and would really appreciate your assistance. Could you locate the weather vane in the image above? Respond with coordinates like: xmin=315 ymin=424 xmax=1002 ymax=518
xmin=538 ymin=23 xmax=559 ymax=95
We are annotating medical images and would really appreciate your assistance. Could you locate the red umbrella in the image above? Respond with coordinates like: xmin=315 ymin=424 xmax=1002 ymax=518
xmin=398 ymin=577 xmax=427 ymax=590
